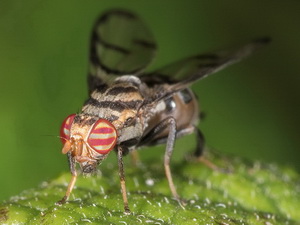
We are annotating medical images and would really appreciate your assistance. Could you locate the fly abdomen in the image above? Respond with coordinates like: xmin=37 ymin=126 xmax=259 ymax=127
xmin=142 ymin=88 xmax=199 ymax=145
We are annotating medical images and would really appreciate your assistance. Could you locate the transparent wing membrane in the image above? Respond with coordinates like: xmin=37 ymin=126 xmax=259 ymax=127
xmin=88 ymin=10 xmax=156 ymax=92
xmin=143 ymin=37 xmax=270 ymax=102
xmin=87 ymin=9 xmax=270 ymax=107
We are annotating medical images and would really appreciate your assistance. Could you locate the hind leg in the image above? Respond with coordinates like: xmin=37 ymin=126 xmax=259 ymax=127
xmin=129 ymin=150 xmax=141 ymax=167
xmin=194 ymin=127 xmax=205 ymax=158
xmin=194 ymin=127 xmax=222 ymax=171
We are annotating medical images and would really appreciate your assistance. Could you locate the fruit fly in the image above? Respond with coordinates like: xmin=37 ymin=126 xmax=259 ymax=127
xmin=57 ymin=9 xmax=269 ymax=213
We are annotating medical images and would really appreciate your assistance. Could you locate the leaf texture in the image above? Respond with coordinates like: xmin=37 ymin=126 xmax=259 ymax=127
xmin=0 ymin=152 xmax=299 ymax=225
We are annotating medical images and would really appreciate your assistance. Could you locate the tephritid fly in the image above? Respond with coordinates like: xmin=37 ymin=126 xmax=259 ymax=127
xmin=57 ymin=9 xmax=270 ymax=213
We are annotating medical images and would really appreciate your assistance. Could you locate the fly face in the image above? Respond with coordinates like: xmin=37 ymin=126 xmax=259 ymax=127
xmin=60 ymin=114 xmax=117 ymax=173
xmin=56 ymin=9 xmax=270 ymax=212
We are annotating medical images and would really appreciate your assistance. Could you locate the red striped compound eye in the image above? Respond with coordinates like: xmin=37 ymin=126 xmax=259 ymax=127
xmin=60 ymin=114 xmax=76 ymax=144
xmin=87 ymin=119 xmax=117 ymax=154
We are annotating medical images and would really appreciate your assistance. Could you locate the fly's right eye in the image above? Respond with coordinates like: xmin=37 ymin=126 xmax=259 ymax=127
xmin=60 ymin=114 xmax=76 ymax=144
xmin=87 ymin=119 xmax=117 ymax=155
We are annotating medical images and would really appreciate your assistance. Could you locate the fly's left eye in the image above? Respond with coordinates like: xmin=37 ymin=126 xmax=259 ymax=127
xmin=87 ymin=119 xmax=117 ymax=154
xmin=60 ymin=114 xmax=76 ymax=144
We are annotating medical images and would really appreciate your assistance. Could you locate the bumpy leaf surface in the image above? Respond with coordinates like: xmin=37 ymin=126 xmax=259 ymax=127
xmin=0 ymin=152 xmax=299 ymax=224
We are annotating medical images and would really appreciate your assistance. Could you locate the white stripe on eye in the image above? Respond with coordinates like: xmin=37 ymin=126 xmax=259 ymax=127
xmin=93 ymin=144 xmax=113 ymax=151
xmin=64 ymin=128 xmax=70 ymax=136
xmin=89 ymin=132 xmax=115 ymax=140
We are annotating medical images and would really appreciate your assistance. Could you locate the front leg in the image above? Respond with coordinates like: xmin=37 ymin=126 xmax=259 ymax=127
xmin=117 ymin=146 xmax=131 ymax=214
xmin=56 ymin=152 xmax=77 ymax=205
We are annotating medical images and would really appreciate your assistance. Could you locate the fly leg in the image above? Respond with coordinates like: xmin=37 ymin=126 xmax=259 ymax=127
xmin=194 ymin=126 xmax=205 ymax=158
xmin=56 ymin=152 xmax=77 ymax=205
xmin=117 ymin=146 xmax=131 ymax=214
xmin=147 ymin=117 xmax=184 ymax=204
xmin=194 ymin=127 xmax=227 ymax=172
xmin=163 ymin=117 xmax=180 ymax=201
xmin=130 ymin=150 xmax=141 ymax=167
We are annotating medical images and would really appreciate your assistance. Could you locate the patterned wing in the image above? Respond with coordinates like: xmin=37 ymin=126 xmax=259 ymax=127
xmin=142 ymin=37 xmax=270 ymax=102
xmin=88 ymin=9 xmax=156 ymax=93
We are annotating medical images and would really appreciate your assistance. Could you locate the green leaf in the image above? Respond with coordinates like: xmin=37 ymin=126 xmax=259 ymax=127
xmin=1 ymin=152 xmax=299 ymax=225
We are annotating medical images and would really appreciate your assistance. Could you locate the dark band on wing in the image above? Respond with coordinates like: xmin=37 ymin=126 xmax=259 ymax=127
xmin=85 ymin=98 xmax=143 ymax=112
xmin=90 ymin=33 xmax=131 ymax=75
xmin=134 ymin=39 xmax=156 ymax=49
xmin=90 ymin=46 xmax=140 ymax=75
xmin=97 ymin=10 xmax=137 ymax=24
xmin=89 ymin=9 xmax=156 ymax=78
xmin=92 ymin=32 xmax=130 ymax=55
xmin=89 ymin=10 xmax=141 ymax=75
xmin=197 ymin=62 xmax=219 ymax=68
xmin=194 ymin=54 xmax=220 ymax=60
xmin=89 ymin=39 xmax=145 ymax=75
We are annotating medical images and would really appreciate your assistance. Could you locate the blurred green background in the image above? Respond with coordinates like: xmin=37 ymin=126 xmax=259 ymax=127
xmin=0 ymin=0 xmax=299 ymax=201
